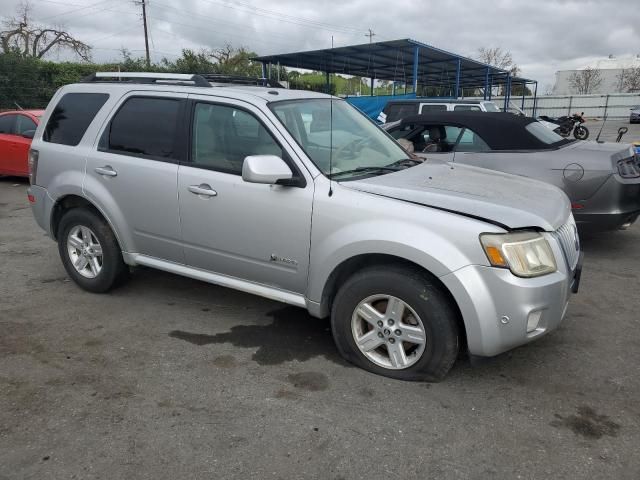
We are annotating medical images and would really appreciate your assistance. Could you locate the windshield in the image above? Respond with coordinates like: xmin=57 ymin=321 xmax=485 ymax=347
xmin=270 ymin=99 xmax=410 ymax=178
xmin=525 ymin=121 xmax=567 ymax=145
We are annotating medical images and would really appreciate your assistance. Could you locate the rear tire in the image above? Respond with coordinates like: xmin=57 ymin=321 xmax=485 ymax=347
xmin=331 ymin=265 xmax=460 ymax=381
xmin=57 ymin=208 xmax=129 ymax=293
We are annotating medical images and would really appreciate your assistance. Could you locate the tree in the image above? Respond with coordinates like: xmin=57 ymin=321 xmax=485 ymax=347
xmin=172 ymin=48 xmax=217 ymax=74
xmin=477 ymin=47 xmax=520 ymax=77
xmin=0 ymin=2 xmax=91 ymax=61
xmin=569 ymin=67 xmax=603 ymax=94
xmin=616 ymin=67 xmax=640 ymax=92
xmin=209 ymin=43 xmax=263 ymax=77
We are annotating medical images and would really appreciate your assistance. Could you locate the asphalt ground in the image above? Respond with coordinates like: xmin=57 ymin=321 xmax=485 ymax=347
xmin=1 ymin=150 xmax=639 ymax=478
xmin=582 ymin=117 xmax=640 ymax=143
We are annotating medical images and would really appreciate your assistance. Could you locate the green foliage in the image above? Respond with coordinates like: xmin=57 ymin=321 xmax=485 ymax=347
xmin=0 ymin=47 xmax=256 ymax=109
xmin=1 ymin=46 xmax=412 ymax=109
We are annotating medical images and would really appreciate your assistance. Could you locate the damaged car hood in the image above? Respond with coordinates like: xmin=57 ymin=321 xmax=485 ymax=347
xmin=343 ymin=160 xmax=571 ymax=231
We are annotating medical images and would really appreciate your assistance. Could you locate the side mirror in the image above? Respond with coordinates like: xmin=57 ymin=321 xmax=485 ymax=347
xmin=20 ymin=130 xmax=36 ymax=139
xmin=242 ymin=155 xmax=293 ymax=185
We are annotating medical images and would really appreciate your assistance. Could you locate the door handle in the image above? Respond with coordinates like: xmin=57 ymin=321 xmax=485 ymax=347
xmin=188 ymin=184 xmax=217 ymax=197
xmin=95 ymin=166 xmax=117 ymax=177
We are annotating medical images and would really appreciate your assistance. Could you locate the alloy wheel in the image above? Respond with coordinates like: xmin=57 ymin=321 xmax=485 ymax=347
xmin=351 ymin=294 xmax=427 ymax=369
xmin=66 ymin=225 xmax=103 ymax=279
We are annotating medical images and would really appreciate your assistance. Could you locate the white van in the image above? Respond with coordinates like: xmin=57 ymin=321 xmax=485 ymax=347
xmin=379 ymin=99 xmax=501 ymax=123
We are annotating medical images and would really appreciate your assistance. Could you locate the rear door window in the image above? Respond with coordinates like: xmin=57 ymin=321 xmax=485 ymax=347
xmin=104 ymin=96 xmax=182 ymax=160
xmin=0 ymin=115 xmax=15 ymax=134
xmin=44 ymin=93 xmax=109 ymax=146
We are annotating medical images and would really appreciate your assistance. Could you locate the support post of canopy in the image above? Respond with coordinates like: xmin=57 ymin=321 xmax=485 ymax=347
xmin=484 ymin=67 xmax=490 ymax=100
xmin=412 ymin=46 xmax=419 ymax=95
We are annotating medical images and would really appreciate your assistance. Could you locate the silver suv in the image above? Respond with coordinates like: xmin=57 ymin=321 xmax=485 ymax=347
xmin=28 ymin=73 xmax=582 ymax=381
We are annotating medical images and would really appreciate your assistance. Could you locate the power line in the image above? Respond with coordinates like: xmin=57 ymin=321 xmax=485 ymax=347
xmin=39 ymin=0 xmax=115 ymax=22
xmin=149 ymin=0 xmax=292 ymax=42
xmin=146 ymin=16 xmax=300 ymax=51
xmin=197 ymin=0 xmax=368 ymax=35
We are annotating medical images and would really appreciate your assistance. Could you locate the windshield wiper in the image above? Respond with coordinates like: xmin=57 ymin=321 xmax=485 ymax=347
xmin=328 ymin=166 xmax=400 ymax=179
xmin=385 ymin=158 xmax=423 ymax=168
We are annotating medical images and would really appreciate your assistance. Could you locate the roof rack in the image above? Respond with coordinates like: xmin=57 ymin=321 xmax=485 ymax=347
xmin=81 ymin=72 xmax=212 ymax=87
xmin=198 ymin=73 xmax=283 ymax=88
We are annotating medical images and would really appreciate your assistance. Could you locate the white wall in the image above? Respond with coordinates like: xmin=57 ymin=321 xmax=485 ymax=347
xmin=553 ymin=69 xmax=629 ymax=95
xmin=467 ymin=93 xmax=640 ymax=118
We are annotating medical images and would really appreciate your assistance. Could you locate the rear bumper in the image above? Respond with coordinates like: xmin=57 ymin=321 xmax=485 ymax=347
xmin=27 ymin=185 xmax=54 ymax=235
xmin=574 ymin=174 xmax=640 ymax=231
xmin=575 ymin=210 xmax=640 ymax=231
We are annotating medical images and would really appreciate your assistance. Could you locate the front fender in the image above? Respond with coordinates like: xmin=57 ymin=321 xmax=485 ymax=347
xmin=306 ymin=185 xmax=502 ymax=308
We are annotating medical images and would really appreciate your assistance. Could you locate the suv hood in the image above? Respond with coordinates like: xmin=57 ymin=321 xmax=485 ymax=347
xmin=344 ymin=160 xmax=570 ymax=231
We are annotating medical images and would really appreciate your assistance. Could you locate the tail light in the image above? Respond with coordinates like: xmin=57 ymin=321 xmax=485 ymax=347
xmin=28 ymin=149 xmax=39 ymax=185
xmin=617 ymin=156 xmax=640 ymax=178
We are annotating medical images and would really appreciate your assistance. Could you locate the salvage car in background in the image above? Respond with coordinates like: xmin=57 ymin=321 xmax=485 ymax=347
xmin=385 ymin=112 xmax=640 ymax=232
xmin=630 ymin=106 xmax=640 ymax=124
xmin=0 ymin=110 xmax=43 ymax=177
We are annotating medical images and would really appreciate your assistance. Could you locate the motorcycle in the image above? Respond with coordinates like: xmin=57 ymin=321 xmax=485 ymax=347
xmin=538 ymin=112 xmax=589 ymax=140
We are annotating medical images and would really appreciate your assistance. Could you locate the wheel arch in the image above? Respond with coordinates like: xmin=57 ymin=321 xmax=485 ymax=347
xmin=50 ymin=194 xmax=127 ymax=256
xmin=317 ymin=253 xmax=467 ymax=348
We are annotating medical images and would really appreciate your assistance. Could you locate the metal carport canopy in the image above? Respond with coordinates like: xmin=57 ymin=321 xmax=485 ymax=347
xmin=253 ymin=38 xmax=534 ymax=90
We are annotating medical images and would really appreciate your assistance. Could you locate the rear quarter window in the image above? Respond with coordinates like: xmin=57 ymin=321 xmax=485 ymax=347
xmin=44 ymin=93 xmax=109 ymax=146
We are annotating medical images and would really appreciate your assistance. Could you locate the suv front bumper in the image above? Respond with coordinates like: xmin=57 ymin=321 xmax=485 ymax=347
xmin=440 ymin=258 xmax=580 ymax=357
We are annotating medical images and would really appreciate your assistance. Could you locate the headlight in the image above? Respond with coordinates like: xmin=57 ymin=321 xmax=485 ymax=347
xmin=480 ymin=231 xmax=557 ymax=277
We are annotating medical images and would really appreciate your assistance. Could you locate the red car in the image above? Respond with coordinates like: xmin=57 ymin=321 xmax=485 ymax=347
xmin=0 ymin=110 xmax=44 ymax=177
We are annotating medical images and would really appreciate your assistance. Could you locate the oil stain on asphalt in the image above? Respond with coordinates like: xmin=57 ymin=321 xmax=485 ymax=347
xmin=551 ymin=405 xmax=621 ymax=439
xmin=286 ymin=372 xmax=329 ymax=391
xmin=168 ymin=306 xmax=348 ymax=366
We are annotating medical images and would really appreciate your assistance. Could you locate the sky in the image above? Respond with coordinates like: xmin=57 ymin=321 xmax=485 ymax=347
xmin=3 ymin=0 xmax=640 ymax=92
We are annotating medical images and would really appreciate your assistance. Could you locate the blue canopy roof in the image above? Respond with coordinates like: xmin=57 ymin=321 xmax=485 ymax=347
xmin=254 ymin=38 xmax=534 ymax=89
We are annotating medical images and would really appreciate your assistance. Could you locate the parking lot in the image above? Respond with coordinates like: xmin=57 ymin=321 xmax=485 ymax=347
xmin=583 ymin=118 xmax=640 ymax=143
xmin=1 ymin=173 xmax=639 ymax=479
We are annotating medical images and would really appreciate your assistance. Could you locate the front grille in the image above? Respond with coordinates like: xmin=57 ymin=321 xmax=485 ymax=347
xmin=555 ymin=218 xmax=580 ymax=270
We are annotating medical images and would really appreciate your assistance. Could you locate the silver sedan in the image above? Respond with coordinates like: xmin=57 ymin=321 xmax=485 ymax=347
xmin=384 ymin=112 xmax=640 ymax=232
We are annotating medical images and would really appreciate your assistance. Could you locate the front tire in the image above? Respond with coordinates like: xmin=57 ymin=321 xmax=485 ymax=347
xmin=574 ymin=125 xmax=589 ymax=140
xmin=57 ymin=208 xmax=129 ymax=293
xmin=331 ymin=265 xmax=460 ymax=381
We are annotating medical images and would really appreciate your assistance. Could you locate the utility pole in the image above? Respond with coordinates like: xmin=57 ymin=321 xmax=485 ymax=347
xmin=140 ymin=0 xmax=150 ymax=68
xmin=365 ymin=29 xmax=376 ymax=44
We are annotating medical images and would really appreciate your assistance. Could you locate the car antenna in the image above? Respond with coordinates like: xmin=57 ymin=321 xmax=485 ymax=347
xmin=14 ymin=102 xmax=23 ymax=110
xmin=596 ymin=113 xmax=607 ymax=143
xmin=328 ymin=36 xmax=334 ymax=197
